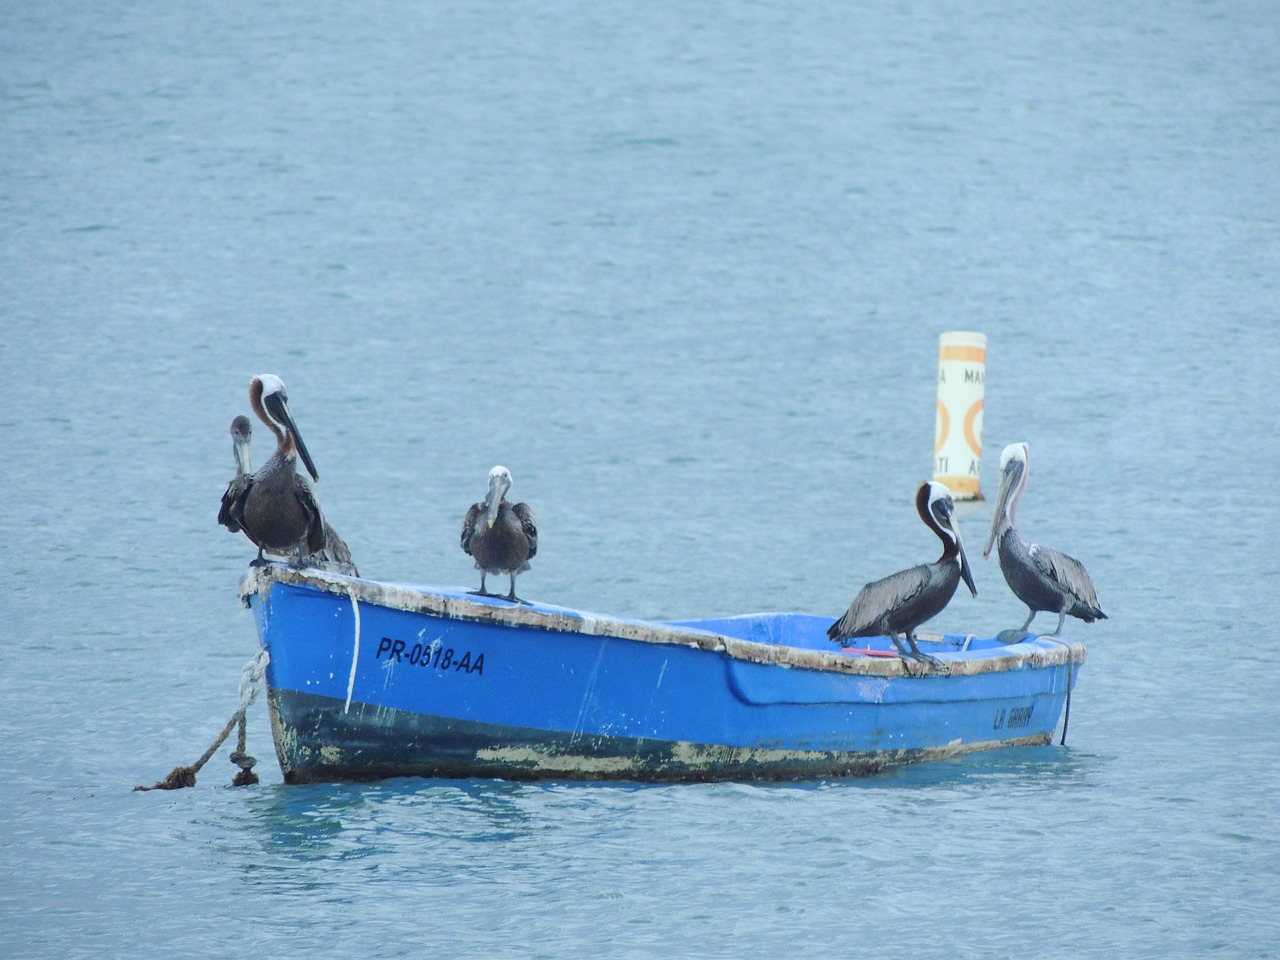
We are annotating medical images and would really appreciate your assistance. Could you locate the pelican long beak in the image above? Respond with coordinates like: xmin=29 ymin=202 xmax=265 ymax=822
xmin=942 ymin=507 xmax=978 ymax=598
xmin=983 ymin=459 xmax=1022 ymax=558
xmin=484 ymin=475 xmax=508 ymax=528
xmin=232 ymin=434 xmax=253 ymax=477
xmin=934 ymin=492 xmax=978 ymax=598
xmin=291 ymin=424 xmax=320 ymax=482
xmin=957 ymin=534 xmax=978 ymax=598
xmin=265 ymin=392 xmax=320 ymax=481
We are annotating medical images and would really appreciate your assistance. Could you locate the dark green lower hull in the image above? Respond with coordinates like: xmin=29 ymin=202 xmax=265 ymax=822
xmin=268 ymin=687 xmax=1052 ymax=784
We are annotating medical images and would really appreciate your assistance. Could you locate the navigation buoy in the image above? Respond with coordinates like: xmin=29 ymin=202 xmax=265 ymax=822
xmin=933 ymin=331 xmax=986 ymax=501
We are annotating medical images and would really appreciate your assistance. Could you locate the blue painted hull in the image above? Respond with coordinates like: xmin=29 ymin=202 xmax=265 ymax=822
xmin=242 ymin=567 xmax=1085 ymax=783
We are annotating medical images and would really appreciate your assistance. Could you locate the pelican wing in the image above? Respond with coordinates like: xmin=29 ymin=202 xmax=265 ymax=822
xmin=513 ymin=502 xmax=538 ymax=559
xmin=291 ymin=475 xmax=328 ymax=556
xmin=460 ymin=502 xmax=485 ymax=555
xmin=323 ymin=523 xmax=356 ymax=569
xmin=828 ymin=564 xmax=930 ymax=642
xmin=1028 ymin=543 xmax=1104 ymax=615
xmin=301 ymin=521 xmax=359 ymax=577
xmin=218 ymin=475 xmax=252 ymax=533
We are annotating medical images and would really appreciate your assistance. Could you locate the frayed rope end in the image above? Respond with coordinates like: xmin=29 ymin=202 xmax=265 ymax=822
xmin=134 ymin=765 xmax=198 ymax=791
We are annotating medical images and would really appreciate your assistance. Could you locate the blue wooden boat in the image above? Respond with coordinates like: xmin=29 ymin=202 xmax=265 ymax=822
xmin=241 ymin=565 xmax=1086 ymax=783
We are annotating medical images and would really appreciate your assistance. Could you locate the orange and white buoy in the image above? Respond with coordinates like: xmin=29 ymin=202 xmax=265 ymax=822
xmin=933 ymin=331 xmax=986 ymax=501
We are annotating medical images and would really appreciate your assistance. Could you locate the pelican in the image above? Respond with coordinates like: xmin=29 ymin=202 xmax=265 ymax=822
xmin=827 ymin=481 xmax=977 ymax=664
xmin=218 ymin=405 xmax=358 ymax=575
xmin=460 ymin=465 xmax=538 ymax=603
xmin=218 ymin=375 xmax=326 ymax=567
xmin=984 ymin=442 xmax=1106 ymax=637
xmin=217 ymin=415 xmax=254 ymax=537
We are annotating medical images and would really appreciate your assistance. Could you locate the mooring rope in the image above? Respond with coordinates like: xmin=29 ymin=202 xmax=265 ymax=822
xmin=1034 ymin=635 xmax=1076 ymax=747
xmin=134 ymin=649 xmax=270 ymax=791
xmin=1031 ymin=634 xmax=1076 ymax=747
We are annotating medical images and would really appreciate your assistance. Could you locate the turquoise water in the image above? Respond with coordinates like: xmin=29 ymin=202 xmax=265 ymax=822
xmin=3 ymin=1 xmax=1278 ymax=956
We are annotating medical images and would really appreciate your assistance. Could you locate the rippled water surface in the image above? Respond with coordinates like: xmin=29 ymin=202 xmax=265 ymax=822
xmin=3 ymin=1 xmax=1278 ymax=957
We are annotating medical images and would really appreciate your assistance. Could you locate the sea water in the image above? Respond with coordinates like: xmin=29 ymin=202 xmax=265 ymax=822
xmin=2 ymin=1 xmax=1278 ymax=956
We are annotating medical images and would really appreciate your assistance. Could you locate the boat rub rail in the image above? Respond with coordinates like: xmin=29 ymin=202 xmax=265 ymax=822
xmin=240 ymin=565 xmax=1086 ymax=680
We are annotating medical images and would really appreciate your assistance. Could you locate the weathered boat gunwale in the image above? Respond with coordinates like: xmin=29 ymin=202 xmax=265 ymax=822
xmin=239 ymin=565 xmax=1086 ymax=678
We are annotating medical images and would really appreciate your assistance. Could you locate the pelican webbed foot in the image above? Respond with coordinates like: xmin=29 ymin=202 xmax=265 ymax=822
xmin=996 ymin=628 xmax=1032 ymax=645
xmin=892 ymin=651 xmax=940 ymax=674
xmin=896 ymin=634 xmax=943 ymax=669
xmin=897 ymin=649 xmax=943 ymax=669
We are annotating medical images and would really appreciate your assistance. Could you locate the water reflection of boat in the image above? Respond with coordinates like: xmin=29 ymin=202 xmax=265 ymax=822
xmin=241 ymin=565 xmax=1085 ymax=784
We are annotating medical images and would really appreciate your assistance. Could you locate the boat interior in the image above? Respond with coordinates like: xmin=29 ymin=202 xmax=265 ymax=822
xmin=663 ymin=612 xmax=1021 ymax=658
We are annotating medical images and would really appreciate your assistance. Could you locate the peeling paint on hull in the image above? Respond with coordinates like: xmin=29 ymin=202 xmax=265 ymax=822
xmin=245 ymin=567 xmax=1084 ymax=784
xmin=269 ymin=689 xmax=1053 ymax=783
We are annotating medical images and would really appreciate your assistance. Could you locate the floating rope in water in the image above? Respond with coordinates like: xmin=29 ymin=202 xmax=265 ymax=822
xmin=134 ymin=649 xmax=270 ymax=791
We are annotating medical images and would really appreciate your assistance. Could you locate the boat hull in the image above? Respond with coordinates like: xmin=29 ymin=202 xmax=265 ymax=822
xmin=267 ymin=687 xmax=1053 ymax=783
xmin=244 ymin=567 xmax=1085 ymax=783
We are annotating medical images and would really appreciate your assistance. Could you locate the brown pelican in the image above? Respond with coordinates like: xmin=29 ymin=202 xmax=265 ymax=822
xmin=827 ymin=481 xmax=977 ymax=664
xmin=217 ymin=375 xmax=327 ymax=567
xmin=218 ymin=407 xmax=358 ymax=576
xmin=217 ymin=415 xmax=255 ymax=539
xmin=460 ymin=465 xmax=538 ymax=603
xmin=983 ymin=442 xmax=1105 ymax=637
